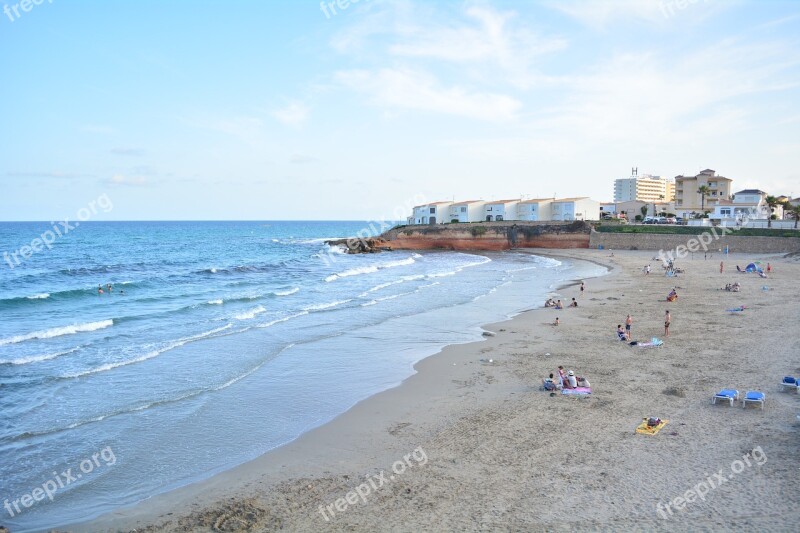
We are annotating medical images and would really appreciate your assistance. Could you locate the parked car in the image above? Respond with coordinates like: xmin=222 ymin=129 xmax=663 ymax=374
xmin=664 ymin=217 xmax=677 ymax=224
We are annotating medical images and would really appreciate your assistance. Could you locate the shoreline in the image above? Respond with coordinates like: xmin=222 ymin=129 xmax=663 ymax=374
xmin=76 ymin=249 xmax=799 ymax=531
xmin=71 ymin=251 xmax=610 ymax=532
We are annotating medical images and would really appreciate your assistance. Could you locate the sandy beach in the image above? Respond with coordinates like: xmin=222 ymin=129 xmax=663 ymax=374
xmin=78 ymin=249 xmax=800 ymax=532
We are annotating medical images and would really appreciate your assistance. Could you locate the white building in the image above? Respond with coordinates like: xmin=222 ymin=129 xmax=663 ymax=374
xmin=710 ymin=189 xmax=770 ymax=222
xmin=517 ymin=199 xmax=553 ymax=221
xmin=614 ymin=169 xmax=675 ymax=203
xmin=411 ymin=201 xmax=452 ymax=225
xmin=599 ymin=202 xmax=617 ymax=218
xmin=484 ymin=200 xmax=520 ymax=221
xmin=550 ymin=198 xmax=600 ymax=221
xmin=448 ymin=200 xmax=486 ymax=223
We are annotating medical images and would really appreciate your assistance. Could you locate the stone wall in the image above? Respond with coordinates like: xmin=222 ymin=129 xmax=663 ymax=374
xmin=589 ymin=230 xmax=800 ymax=254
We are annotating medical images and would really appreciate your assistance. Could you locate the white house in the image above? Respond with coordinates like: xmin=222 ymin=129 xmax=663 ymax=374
xmin=599 ymin=202 xmax=617 ymax=218
xmin=484 ymin=199 xmax=520 ymax=221
xmin=517 ymin=199 xmax=553 ymax=221
xmin=411 ymin=201 xmax=453 ymax=225
xmin=550 ymin=198 xmax=600 ymax=221
xmin=710 ymin=189 xmax=771 ymax=224
xmin=448 ymin=200 xmax=486 ymax=223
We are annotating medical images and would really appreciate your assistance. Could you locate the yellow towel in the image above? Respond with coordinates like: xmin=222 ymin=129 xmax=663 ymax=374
xmin=636 ymin=418 xmax=668 ymax=435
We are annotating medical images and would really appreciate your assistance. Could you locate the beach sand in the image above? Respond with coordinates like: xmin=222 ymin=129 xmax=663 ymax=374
xmin=79 ymin=249 xmax=800 ymax=532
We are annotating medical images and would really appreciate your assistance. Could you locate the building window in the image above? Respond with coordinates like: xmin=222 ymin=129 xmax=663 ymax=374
xmin=460 ymin=207 xmax=466 ymax=213
xmin=487 ymin=207 xmax=492 ymax=211
xmin=430 ymin=208 xmax=435 ymax=214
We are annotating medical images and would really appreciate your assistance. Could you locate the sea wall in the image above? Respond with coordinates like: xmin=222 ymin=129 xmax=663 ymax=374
xmin=378 ymin=221 xmax=592 ymax=251
xmin=589 ymin=230 xmax=800 ymax=254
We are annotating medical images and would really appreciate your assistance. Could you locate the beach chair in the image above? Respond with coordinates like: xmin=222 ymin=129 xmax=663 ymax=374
xmin=780 ymin=376 xmax=798 ymax=392
xmin=742 ymin=391 xmax=765 ymax=410
xmin=711 ymin=389 xmax=739 ymax=406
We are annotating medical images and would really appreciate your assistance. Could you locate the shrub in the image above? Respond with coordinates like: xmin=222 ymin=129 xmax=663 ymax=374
xmin=471 ymin=226 xmax=487 ymax=237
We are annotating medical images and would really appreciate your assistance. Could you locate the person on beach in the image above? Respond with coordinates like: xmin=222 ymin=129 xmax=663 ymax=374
xmin=616 ymin=325 xmax=627 ymax=341
xmin=570 ymin=298 xmax=578 ymax=307
xmin=557 ymin=366 xmax=567 ymax=387
xmin=767 ymin=263 xmax=772 ymax=274
xmin=667 ymin=288 xmax=678 ymax=302
xmin=544 ymin=298 xmax=555 ymax=307
xmin=567 ymin=370 xmax=578 ymax=389
xmin=553 ymin=317 xmax=560 ymax=326
xmin=625 ymin=314 xmax=633 ymax=340
xmin=543 ymin=373 xmax=557 ymax=391
xmin=644 ymin=264 xmax=651 ymax=275
xmin=664 ymin=310 xmax=671 ymax=337
xmin=580 ymin=281 xmax=585 ymax=295
xmin=555 ymin=300 xmax=563 ymax=309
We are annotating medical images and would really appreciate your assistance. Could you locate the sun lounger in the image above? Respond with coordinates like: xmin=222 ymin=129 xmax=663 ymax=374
xmin=780 ymin=376 xmax=798 ymax=391
xmin=712 ymin=389 xmax=739 ymax=406
xmin=742 ymin=391 xmax=765 ymax=410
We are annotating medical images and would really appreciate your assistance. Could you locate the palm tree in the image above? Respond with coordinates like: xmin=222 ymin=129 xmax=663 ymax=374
xmin=786 ymin=203 xmax=800 ymax=229
xmin=765 ymin=195 xmax=779 ymax=228
xmin=656 ymin=194 xmax=665 ymax=217
xmin=697 ymin=185 xmax=711 ymax=215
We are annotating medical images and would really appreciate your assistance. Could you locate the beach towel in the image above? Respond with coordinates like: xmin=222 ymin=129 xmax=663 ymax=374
xmin=726 ymin=306 xmax=746 ymax=312
xmin=631 ymin=337 xmax=664 ymax=348
xmin=636 ymin=418 xmax=668 ymax=435
xmin=562 ymin=387 xmax=592 ymax=396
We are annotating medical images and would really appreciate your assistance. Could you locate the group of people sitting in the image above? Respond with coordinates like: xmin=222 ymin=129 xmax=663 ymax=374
xmin=544 ymin=298 xmax=577 ymax=309
xmin=544 ymin=298 xmax=561 ymax=309
xmin=723 ymin=281 xmax=741 ymax=292
xmin=666 ymin=288 xmax=678 ymax=302
xmin=543 ymin=366 xmax=590 ymax=391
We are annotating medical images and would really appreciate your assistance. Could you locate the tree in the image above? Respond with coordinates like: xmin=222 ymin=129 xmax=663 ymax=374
xmin=655 ymin=194 xmax=665 ymax=218
xmin=765 ymin=196 xmax=779 ymax=228
xmin=640 ymin=205 xmax=648 ymax=220
xmin=697 ymin=185 xmax=711 ymax=214
xmin=786 ymin=204 xmax=800 ymax=229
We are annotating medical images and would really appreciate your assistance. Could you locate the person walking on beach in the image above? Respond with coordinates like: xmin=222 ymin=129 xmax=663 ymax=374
xmin=720 ymin=261 xmax=724 ymax=274
xmin=625 ymin=314 xmax=633 ymax=340
xmin=664 ymin=310 xmax=671 ymax=337
xmin=580 ymin=281 xmax=585 ymax=295
xmin=644 ymin=264 xmax=651 ymax=275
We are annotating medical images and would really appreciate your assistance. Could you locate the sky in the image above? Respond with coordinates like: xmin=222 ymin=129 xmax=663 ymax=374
xmin=1 ymin=0 xmax=799 ymax=221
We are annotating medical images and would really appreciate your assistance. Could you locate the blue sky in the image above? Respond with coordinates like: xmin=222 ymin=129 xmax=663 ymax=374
xmin=1 ymin=0 xmax=798 ymax=220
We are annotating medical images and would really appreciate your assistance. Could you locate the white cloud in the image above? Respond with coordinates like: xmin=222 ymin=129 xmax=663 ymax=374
xmin=271 ymin=102 xmax=310 ymax=127
xmin=335 ymin=68 xmax=521 ymax=121
xmin=547 ymin=0 xmax=734 ymax=29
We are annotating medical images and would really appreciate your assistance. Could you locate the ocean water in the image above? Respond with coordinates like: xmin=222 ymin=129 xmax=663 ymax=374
xmin=0 ymin=221 xmax=604 ymax=531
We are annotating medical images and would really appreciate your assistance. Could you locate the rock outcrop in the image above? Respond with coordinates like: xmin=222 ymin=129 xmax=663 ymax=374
xmin=326 ymin=221 xmax=592 ymax=253
xmin=325 ymin=237 xmax=393 ymax=254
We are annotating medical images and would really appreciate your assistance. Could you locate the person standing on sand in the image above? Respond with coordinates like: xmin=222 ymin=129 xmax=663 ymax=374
xmin=720 ymin=261 xmax=724 ymax=274
xmin=625 ymin=314 xmax=633 ymax=340
xmin=664 ymin=310 xmax=671 ymax=337
xmin=580 ymin=281 xmax=585 ymax=295
xmin=644 ymin=264 xmax=651 ymax=275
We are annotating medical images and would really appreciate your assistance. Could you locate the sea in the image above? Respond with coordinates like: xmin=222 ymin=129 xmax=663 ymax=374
xmin=0 ymin=221 xmax=605 ymax=531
